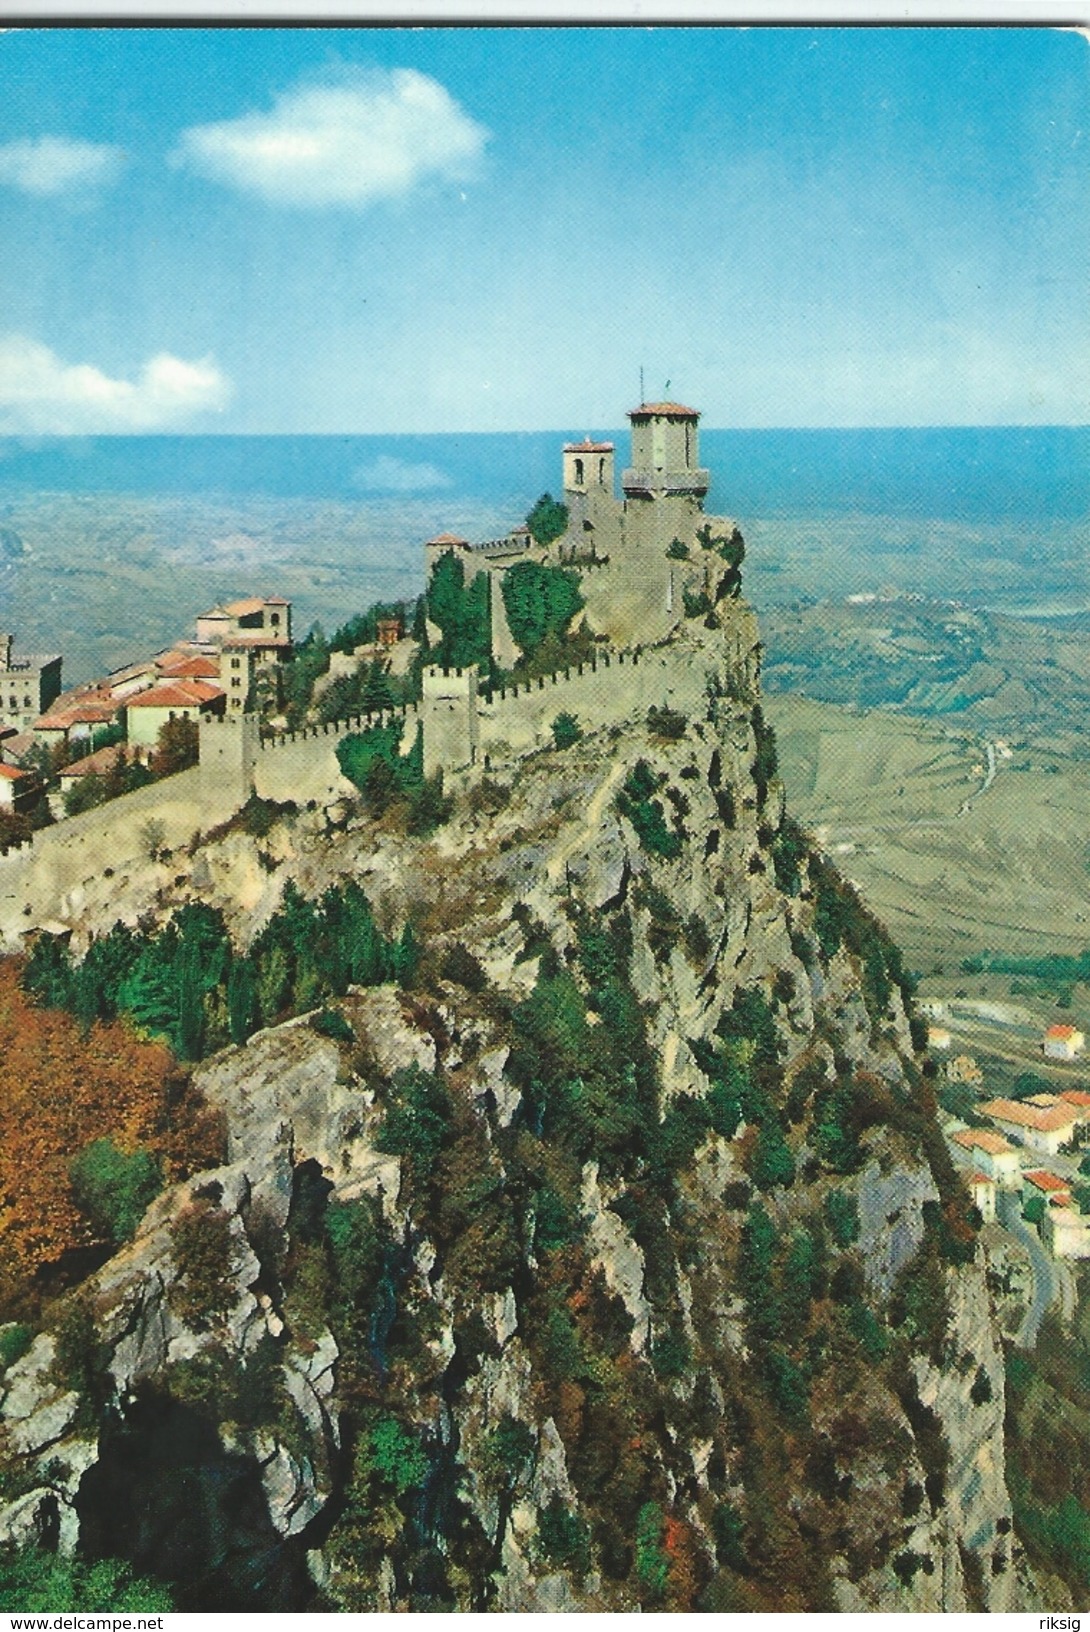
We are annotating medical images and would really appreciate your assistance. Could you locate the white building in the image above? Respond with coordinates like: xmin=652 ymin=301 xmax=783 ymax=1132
xmin=966 ymin=1170 xmax=997 ymax=1224
xmin=950 ymin=1127 xmax=1023 ymax=1188
xmin=1043 ymin=1024 xmax=1085 ymax=1061
xmin=980 ymin=1097 xmax=1080 ymax=1158
xmin=1041 ymin=1206 xmax=1090 ymax=1260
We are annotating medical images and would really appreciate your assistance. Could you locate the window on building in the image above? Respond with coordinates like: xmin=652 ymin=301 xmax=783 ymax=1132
xmin=270 ymin=613 xmax=280 ymax=626
xmin=231 ymin=657 xmax=240 ymax=670
xmin=574 ymin=458 xmax=584 ymax=485
xmin=598 ymin=458 xmax=606 ymax=482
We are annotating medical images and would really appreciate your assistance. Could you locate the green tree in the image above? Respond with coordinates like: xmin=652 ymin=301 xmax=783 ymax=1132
xmin=634 ymin=1502 xmax=670 ymax=1599
xmin=69 ymin=1138 xmax=162 ymax=1246
xmin=427 ymin=549 xmax=492 ymax=669
xmin=526 ymin=492 xmax=569 ymax=546
xmin=823 ymin=1189 xmax=860 ymax=1247
xmin=551 ymin=711 xmax=582 ymax=749
xmin=501 ymin=561 xmax=585 ymax=661
xmin=149 ymin=713 xmax=199 ymax=777
xmin=537 ymin=1499 xmax=591 ymax=1574
xmin=0 ymin=1549 xmax=173 ymax=1612
xmin=740 ymin=1201 xmax=781 ymax=1345
xmin=169 ymin=1199 xmax=237 ymax=1330
xmin=227 ymin=954 xmax=258 ymax=1046
xmin=377 ymin=1064 xmax=452 ymax=1190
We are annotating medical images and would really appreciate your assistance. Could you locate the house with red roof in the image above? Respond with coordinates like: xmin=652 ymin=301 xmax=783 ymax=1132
xmin=0 ymin=762 xmax=42 ymax=815
xmin=950 ymin=1127 xmax=1023 ymax=1187
xmin=1043 ymin=1024 xmax=1085 ymax=1060
xmin=980 ymin=1096 xmax=1081 ymax=1157
xmin=125 ymin=679 xmax=226 ymax=749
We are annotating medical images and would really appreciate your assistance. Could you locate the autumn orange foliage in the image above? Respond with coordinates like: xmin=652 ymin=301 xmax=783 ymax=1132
xmin=0 ymin=957 xmax=224 ymax=1317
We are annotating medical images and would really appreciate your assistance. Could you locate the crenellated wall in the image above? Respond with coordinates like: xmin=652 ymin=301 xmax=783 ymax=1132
xmin=0 ymin=605 xmax=759 ymax=948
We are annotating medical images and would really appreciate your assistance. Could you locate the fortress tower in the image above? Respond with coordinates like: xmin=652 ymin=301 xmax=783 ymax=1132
xmin=562 ymin=437 xmax=617 ymax=550
xmin=622 ymin=401 xmax=711 ymax=557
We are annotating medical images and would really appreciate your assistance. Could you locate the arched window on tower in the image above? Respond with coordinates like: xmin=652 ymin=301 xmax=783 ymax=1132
xmin=685 ymin=424 xmax=692 ymax=465
xmin=574 ymin=458 xmax=584 ymax=485
xmin=598 ymin=457 xmax=606 ymax=483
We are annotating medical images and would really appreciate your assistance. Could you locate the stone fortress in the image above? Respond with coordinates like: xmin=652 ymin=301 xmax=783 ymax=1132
xmin=0 ymin=400 xmax=760 ymax=945
xmin=425 ymin=400 xmax=743 ymax=665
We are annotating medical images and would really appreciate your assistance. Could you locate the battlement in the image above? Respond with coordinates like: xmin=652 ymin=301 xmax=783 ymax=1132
xmin=423 ymin=663 xmax=479 ymax=697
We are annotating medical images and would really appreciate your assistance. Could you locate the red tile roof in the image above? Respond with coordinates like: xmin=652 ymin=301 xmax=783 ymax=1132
xmin=628 ymin=401 xmax=699 ymax=419
xmin=35 ymin=699 xmax=119 ymax=731
xmin=1023 ymin=1170 xmax=1072 ymax=1195
xmin=564 ymin=439 xmax=615 ymax=452
xmin=1046 ymin=1024 xmax=1083 ymax=1040
xmin=982 ymin=1097 xmax=1080 ymax=1133
xmin=58 ymin=743 xmax=130 ymax=780
xmin=426 ymin=532 xmax=470 ymax=547
xmin=156 ymin=651 xmax=221 ymax=680
xmin=1061 ymin=1090 xmax=1090 ymax=1109
xmin=0 ymin=764 xmax=27 ymax=781
xmin=951 ymin=1128 xmax=1017 ymax=1156
xmin=126 ymin=680 xmax=222 ymax=710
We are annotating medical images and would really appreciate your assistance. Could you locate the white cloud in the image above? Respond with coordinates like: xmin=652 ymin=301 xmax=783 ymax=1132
xmin=0 ymin=137 xmax=123 ymax=197
xmin=351 ymin=453 xmax=451 ymax=493
xmin=174 ymin=69 xmax=488 ymax=207
xmin=0 ymin=335 xmax=231 ymax=433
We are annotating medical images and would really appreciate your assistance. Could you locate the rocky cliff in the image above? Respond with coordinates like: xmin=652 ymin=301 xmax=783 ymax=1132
xmin=0 ymin=614 xmax=1040 ymax=1610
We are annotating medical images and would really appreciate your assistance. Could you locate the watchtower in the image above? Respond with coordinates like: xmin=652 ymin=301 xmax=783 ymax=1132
xmin=623 ymin=402 xmax=709 ymax=501
xmin=421 ymin=664 xmax=479 ymax=778
xmin=199 ymin=710 xmax=258 ymax=819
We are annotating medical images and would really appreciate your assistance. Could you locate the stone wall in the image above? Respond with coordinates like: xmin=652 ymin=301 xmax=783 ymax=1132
xmin=0 ymin=606 xmax=759 ymax=947
xmin=0 ymin=766 xmax=206 ymax=948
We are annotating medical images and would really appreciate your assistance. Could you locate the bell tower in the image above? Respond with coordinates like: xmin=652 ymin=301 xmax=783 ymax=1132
xmin=563 ymin=437 xmax=615 ymax=496
xmin=562 ymin=436 xmax=617 ymax=548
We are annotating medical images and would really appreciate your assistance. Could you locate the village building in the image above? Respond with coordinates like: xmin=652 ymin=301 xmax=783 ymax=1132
xmin=125 ymin=679 xmax=226 ymax=749
xmin=928 ymin=1025 xmax=952 ymax=1051
xmin=155 ymin=651 xmax=222 ymax=683
xmin=979 ymin=1096 xmax=1080 ymax=1157
xmin=1059 ymin=1089 xmax=1090 ymax=1130
xmin=1043 ymin=1023 xmax=1085 ymax=1060
xmin=195 ymin=596 xmax=292 ymax=669
xmin=56 ymin=742 xmax=133 ymax=791
xmin=0 ymin=762 xmax=42 ymax=815
xmin=1041 ymin=1205 xmax=1090 ymax=1260
xmin=966 ymin=1171 xmax=997 ymax=1224
xmin=0 ymin=635 xmax=62 ymax=733
xmin=1021 ymin=1170 xmax=1073 ymax=1209
xmin=33 ymin=689 xmax=122 ymax=753
xmin=950 ymin=1127 xmax=1023 ymax=1188
xmin=105 ymin=657 xmax=159 ymax=701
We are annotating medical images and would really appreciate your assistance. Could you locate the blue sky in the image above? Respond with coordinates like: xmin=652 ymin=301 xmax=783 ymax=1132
xmin=0 ymin=25 xmax=1085 ymax=432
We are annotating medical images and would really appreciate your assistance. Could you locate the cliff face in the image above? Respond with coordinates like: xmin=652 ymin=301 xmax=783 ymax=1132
xmin=0 ymin=616 xmax=1036 ymax=1611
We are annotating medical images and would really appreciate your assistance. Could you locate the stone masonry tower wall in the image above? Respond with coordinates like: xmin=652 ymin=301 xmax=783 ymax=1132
xmin=421 ymin=664 xmax=480 ymax=777
xmin=199 ymin=712 xmax=259 ymax=820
